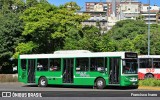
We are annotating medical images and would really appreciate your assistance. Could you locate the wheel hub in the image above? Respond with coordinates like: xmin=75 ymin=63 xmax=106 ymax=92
xmin=97 ymin=80 xmax=103 ymax=86
xmin=41 ymin=79 xmax=46 ymax=85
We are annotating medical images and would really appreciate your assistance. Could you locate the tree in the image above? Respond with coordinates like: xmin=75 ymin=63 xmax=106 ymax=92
xmin=14 ymin=2 xmax=89 ymax=56
xmin=64 ymin=1 xmax=81 ymax=11
xmin=0 ymin=0 xmax=26 ymax=73
xmin=100 ymin=19 xmax=148 ymax=54
xmin=0 ymin=13 xmax=24 ymax=72
xmin=150 ymin=24 xmax=160 ymax=54
xmin=63 ymin=25 xmax=101 ymax=51
xmin=136 ymin=15 xmax=145 ymax=21
xmin=26 ymin=0 xmax=38 ymax=8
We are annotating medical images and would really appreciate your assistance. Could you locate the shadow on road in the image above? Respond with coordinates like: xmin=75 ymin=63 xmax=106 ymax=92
xmin=22 ymin=84 xmax=137 ymax=90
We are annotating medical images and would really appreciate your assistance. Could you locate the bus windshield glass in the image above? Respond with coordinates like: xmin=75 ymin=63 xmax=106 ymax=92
xmin=123 ymin=59 xmax=138 ymax=74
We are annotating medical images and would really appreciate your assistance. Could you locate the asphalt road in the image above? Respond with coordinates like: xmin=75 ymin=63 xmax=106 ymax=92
xmin=0 ymin=82 xmax=159 ymax=100
xmin=0 ymin=82 xmax=140 ymax=91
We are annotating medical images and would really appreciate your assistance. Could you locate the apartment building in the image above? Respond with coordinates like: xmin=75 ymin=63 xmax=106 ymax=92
xmin=81 ymin=2 xmax=108 ymax=33
xmin=79 ymin=0 xmax=160 ymax=32
xmin=141 ymin=4 xmax=160 ymax=24
xmin=119 ymin=0 xmax=141 ymax=20
xmin=85 ymin=2 xmax=107 ymax=11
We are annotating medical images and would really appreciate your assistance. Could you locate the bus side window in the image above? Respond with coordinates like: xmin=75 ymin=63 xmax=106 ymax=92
xmin=76 ymin=58 xmax=89 ymax=71
xmin=90 ymin=58 xmax=105 ymax=71
xmin=139 ymin=58 xmax=152 ymax=68
xmin=147 ymin=58 xmax=152 ymax=68
xmin=37 ymin=59 xmax=48 ymax=71
xmin=49 ymin=59 xmax=61 ymax=71
xmin=21 ymin=59 xmax=26 ymax=70
xmin=153 ymin=58 xmax=160 ymax=68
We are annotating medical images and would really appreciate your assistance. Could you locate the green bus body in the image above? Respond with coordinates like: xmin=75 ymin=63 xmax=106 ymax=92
xmin=18 ymin=51 xmax=138 ymax=88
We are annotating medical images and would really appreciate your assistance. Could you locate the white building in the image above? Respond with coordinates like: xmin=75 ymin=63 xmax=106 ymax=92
xmin=119 ymin=1 xmax=141 ymax=20
xmin=141 ymin=5 xmax=159 ymax=24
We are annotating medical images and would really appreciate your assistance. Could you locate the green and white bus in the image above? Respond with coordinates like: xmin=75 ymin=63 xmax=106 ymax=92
xmin=18 ymin=50 xmax=138 ymax=89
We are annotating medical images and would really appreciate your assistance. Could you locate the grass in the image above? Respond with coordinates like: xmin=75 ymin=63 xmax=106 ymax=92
xmin=139 ymin=78 xmax=160 ymax=87
xmin=0 ymin=74 xmax=18 ymax=82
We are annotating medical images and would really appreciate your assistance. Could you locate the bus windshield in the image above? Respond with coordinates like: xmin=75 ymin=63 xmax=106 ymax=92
xmin=123 ymin=59 xmax=138 ymax=74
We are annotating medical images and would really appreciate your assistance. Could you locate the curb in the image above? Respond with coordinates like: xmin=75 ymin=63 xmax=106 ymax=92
xmin=138 ymin=86 xmax=160 ymax=90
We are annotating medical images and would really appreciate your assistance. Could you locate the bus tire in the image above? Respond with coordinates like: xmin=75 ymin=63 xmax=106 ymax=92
xmin=131 ymin=85 xmax=139 ymax=89
xmin=145 ymin=74 xmax=154 ymax=79
xmin=95 ymin=78 xmax=106 ymax=89
xmin=38 ymin=77 xmax=48 ymax=87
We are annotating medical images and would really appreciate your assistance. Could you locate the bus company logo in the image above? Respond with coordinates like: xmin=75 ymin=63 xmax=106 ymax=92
xmin=146 ymin=68 xmax=155 ymax=73
xmin=2 ymin=92 xmax=11 ymax=97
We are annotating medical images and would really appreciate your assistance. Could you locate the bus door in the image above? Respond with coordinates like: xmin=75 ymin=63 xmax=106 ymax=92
xmin=28 ymin=59 xmax=36 ymax=83
xmin=63 ymin=59 xmax=74 ymax=83
xmin=108 ymin=57 xmax=120 ymax=84
xmin=18 ymin=59 xmax=27 ymax=83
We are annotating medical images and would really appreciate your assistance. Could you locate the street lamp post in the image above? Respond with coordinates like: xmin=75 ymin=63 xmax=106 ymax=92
xmin=148 ymin=0 xmax=150 ymax=56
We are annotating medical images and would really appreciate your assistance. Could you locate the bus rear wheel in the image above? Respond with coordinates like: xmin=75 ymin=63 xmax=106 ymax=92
xmin=145 ymin=74 xmax=154 ymax=79
xmin=95 ymin=78 xmax=106 ymax=89
xmin=38 ymin=77 xmax=48 ymax=87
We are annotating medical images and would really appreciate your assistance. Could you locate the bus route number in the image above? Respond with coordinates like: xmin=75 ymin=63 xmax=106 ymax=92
xmin=146 ymin=68 xmax=155 ymax=73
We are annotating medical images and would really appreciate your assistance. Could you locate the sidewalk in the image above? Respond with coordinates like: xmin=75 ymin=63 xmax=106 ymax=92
xmin=138 ymin=86 xmax=160 ymax=90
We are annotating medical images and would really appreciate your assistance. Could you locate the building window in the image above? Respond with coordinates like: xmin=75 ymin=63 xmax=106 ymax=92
xmin=102 ymin=22 xmax=105 ymax=26
xmin=147 ymin=7 xmax=151 ymax=10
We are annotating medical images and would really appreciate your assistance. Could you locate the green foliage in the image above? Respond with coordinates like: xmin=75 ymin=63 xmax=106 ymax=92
xmin=63 ymin=25 xmax=101 ymax=51
xmin=150 ymin=24 xmax=160 ymax=54
xmin=100 ymin=19 xmax=149 ymax=54
xmin=1 ymin=0 xmax=160 ymax=73
xmin=139 ymin=78 xmax=160 ymax=87
xmin=136 ymin=15 xmax=145 ymax=21
xmin=13 ymin=41 xmax=37 ymax=58
xmin=133 ymin=34 xmax=147 ymax=54
xmin=17 ymin=2 xmax=89 ymax=54
xmin=64 ymin=1 xmax=81 ymax=11
xmin=0 ymin=12 xmax=24 ymax=67
xmin=26 ymin=0 xmax=38 ymax=8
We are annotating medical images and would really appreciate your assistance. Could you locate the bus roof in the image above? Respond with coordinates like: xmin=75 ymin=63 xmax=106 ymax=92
xmin=19 ymin=51 xmax=133 ymax=59
xmin=138 ymin=55 xmax=160 ymax=58
xmin=54 ymin=50 xmax=91 ymax=54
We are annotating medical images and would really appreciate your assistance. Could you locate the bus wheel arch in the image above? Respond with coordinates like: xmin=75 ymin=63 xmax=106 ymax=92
xmin=145 ymin=73 xmax=154 ymax=79
xmin=94 ymin=77 xmax=106 ymax=89
xmin=38 ymin=76 xmax=48 ymax=87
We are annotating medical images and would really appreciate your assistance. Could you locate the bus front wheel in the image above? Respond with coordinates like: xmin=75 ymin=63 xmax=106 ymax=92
xmin=95 ymin=78 xmax=106 ymax=89
xmin=38 ymin=77 xmax=48 ymax=87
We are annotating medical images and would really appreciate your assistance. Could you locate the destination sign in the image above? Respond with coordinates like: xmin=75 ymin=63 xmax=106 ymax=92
xmin=125 ymin=53 xmax=137 ymax=58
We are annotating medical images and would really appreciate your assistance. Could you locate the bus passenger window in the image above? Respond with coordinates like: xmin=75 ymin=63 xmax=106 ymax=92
xmin=21 ymin=59 xmax=26 ymax=70
xmin=139 ymin=58 xmax=152 ymax=68
xmin=37 ymin=59 xmax=48 ymax=71
xmin=90 ymin=58 xmax=105 ymax=71
xmin=76 ymin=58 xmax=89 ymax=71
xmin=153 ymin=58 xmax=160 ymax=68
xmin=49 ymin=59 xmax=61 ymax=71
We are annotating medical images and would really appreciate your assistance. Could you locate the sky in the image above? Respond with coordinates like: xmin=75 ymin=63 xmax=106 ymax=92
xmin=48 ymin=0 xmax=160 ymax=10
